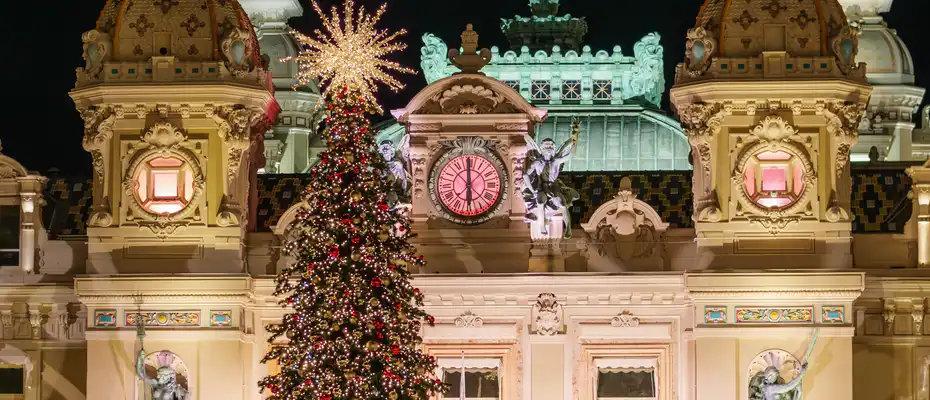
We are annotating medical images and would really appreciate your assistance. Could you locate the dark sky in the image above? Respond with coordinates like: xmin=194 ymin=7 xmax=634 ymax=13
xmin=4 ymin=0 xmax=928 ymax=176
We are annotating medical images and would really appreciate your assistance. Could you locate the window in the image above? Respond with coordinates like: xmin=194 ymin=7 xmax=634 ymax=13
xmin=503 ymin=80 xmax=520 ymax=92
xmin=596 ymin=358 xmax=657 ymax=400
xmin=132 ymin=156 xmax=195 ymax=215
xmin=0 ymin=206 xmax=19 ymax=267
xmin=531 ymin=80 xmax=551 ymax=101
xmin=0 ymin=365 xmax=24 ymax=400
xmin=594 ymin=80 xmax=613 ymax=100
xmin=561 ymin=80 xmax=581 ymax=101
xmin=742 ymin=150 xmax=805 ymax=209
xmin=438 ymin=358 xmax=501 ymax=400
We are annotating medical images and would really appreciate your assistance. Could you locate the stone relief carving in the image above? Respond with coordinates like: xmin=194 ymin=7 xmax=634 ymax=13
xmin=678 ymin=102 xmax=730 ymax=222
xmin=883 ymin=299 xmax=897 ymax=335
xmin=210 ymin=106 xmax=265 ymax=227
xmin=415 ymin=80 xmax=519 ymax=115
xmin=454 ymin=311 xmax=484 ymax=328
xmin=220 ymin=27 xmax=255 ymax=78
xmin=421 ymin=33 xmax=450 ymax=84
xmin=830 ymin=25 xmax=866 ymax=77
xmin=79 ymin=106 xmax=117 ymax=228
xmin=580 ymin=177 xmax=670 ymax=268
xmin=629 ymin=33 xmax=665 ymax=107
xmin=610 ymin=311 xmax=640 ymax=327
xmin=817 ymin=101 xmax=865 ymax=220
xmin=683 ymin=27 xmax=717 ymax=79
xmin=121 ymin=122 xmax=206 ymax=238
xmin=75 ymin=30 xmax=112 ymax=85
xmin=532 ymin=293 xmax=563 ymax=335
xmin=914 ymin=301 xmax=925 ymax=335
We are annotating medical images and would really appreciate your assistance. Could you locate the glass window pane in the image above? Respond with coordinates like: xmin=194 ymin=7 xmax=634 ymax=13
xmin=442 ymin=370 xmax=500 ymax=399
xmin=152 ymin=172 xmax=180 ymax=199
xmin=0 ymin=206 xmax=19 ymax=267
xmin=0 ymin=367 xmax=24 ymax=394
xmin=597 ymin=370 xmax=655 ymax=398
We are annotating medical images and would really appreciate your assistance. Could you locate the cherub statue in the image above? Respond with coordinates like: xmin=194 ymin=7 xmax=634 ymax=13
xmin=379 ymin=134 xmax=411 ymax=205
xmin=749 ymin=362 xmax=808 ymax=400
xmin=137 ymin=350 xmax=189 ymax=400
xmin=521 ymin=119 xmax=581 ymax=238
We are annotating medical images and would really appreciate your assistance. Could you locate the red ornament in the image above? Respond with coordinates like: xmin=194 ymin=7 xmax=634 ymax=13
xmin=328 ymin=246 xmax=340 ymax=258
xmin=371 ymin=277 xmax=382 ymax=287
xmin=391 ymin=344 xmax=400 ymax=355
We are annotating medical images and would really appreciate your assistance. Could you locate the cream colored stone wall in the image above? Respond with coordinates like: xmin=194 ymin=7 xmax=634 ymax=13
xmin=39 ymin=348 xmax=86 ymax=400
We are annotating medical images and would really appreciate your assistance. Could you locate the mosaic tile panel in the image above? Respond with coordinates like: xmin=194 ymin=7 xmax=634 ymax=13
xmin=254 ymin=174 xmax=313 ymax=232
xmin=48 ymin=166 xmax=915 ymax=235
xmin=126 ymin=311 xmax=200 ymax=327
xmin=735 ymin=307 xmax=813 ymax=323
xmin=851 ymin=168 xmax=912 ymax=234
xmin=94 ymin=310 xmax=117 ymax=327
xmin=704 ymin=306 xmax=727 ymax=324
xmin=210 ymin=311 xmax=232 ymax=327
xmin=821 ymin=306 xmax=845 ymax=324
xmin=44 ymin=177 xmax=93 ymax=237
xmin=564 ymin=171 xmax=694 ymax=229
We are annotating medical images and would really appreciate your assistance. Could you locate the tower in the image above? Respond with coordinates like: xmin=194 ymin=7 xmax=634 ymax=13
xmin=239 ymin=0 xmax=326 ymax=173
xmin=670 ymin=0 xmax=872 ymax=269
xmin=838 ymin=0 xmax=925 ymax=161
xmin=70 ymin=0 xmax=279 ymax=274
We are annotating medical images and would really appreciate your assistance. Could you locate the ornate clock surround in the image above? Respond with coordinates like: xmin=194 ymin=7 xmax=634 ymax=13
xmin=428 ymin=137 xmax=510 ymax=225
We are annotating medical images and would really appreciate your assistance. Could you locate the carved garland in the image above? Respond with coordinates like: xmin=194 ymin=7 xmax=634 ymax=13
xmin=121 ymin=122 xmax=206 ymax=238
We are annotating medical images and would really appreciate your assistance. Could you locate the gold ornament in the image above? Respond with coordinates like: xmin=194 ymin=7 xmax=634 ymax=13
xmin=345 ymin=152 xmax=355 ymax=162
xmin=285 ymin=0 xmax=414 ymax=113
xmin=351 ymin=251 xmax=362 ymax=261
xmin=366 ymin=341 xmax=380 ymax=351
xmin=351 ymin=191 xmax=363 ymax=201
xmin=369 ymin=298 xmax=379 ymax=307
xmin=389 ymin=393 xmax=399 ymax=400
xmin=352 ymin=217 xmax=361 ymax=224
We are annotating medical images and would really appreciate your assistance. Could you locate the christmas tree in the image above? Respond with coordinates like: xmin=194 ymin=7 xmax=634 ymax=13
xmin=259 ymin=1 xmax=444 ymax=399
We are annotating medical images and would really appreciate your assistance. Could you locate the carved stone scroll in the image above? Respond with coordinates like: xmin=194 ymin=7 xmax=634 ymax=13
xmin=80 ymin=106 xmax=117 ymax=227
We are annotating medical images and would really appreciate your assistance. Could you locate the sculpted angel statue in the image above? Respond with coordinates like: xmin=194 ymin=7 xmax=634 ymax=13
xmin=521 ymin=119 xmax=581 ymax=238
xmin=379 ymin=134 xmax=412 ymax=205
xmin=137 ymin=350 xmax=189 ymax=400
xmin=749 ymin=362 xmax=809 ymax=400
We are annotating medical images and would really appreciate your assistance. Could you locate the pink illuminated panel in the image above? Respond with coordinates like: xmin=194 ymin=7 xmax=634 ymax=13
xmin=436 ymin=155 xmax=502 ymax=217
xmin=133 ymin=156 xmax=194 ymax=215
xmin=743 ymin=150 xmax=806 ymax=210
xmin=761 ymin=168 xmax=787 ymax=192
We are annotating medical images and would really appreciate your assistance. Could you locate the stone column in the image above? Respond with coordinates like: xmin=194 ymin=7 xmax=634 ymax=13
xmin=906 ymin=164 xmax=930 ymax=267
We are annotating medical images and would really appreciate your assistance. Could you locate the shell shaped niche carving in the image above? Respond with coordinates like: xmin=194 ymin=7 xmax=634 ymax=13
xmin=143 ymin=350 xmax=191 ymax=395
xmin=748 ymin=349 xmax=802 ymax=398
xmin=752 ymin=116 xmax=798 ymax=143
xmin=438 ymin=84 xmax=504 ymax=114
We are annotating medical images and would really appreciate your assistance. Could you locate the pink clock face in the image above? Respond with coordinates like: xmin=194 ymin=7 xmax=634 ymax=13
xmin=436 ymin=155 xmax=502 ymax=217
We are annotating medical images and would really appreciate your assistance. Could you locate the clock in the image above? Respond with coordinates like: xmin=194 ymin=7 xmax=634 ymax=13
xmin=428 ymin=138 xmax=509 ymax=225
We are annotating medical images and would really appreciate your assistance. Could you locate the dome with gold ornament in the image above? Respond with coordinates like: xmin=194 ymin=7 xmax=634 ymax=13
xmin=77 ymin=0 xmax=269 ymax=88
xmin=676 ymin=0 xmax=867 ymax=83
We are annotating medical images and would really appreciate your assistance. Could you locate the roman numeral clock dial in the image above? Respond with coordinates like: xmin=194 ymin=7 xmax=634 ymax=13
xmin=429 ymin=151 xmax=508 ymax=225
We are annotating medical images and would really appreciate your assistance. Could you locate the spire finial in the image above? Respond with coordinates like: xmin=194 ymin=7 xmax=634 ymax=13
xmin=448 ymin=24 xmax=491 ymax=74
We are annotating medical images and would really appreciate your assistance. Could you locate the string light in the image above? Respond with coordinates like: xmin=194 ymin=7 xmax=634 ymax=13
xmin=286 ymin=0 xmax=415 ymax=114
xmin=260 ymin=1 xmax=443 ymax=399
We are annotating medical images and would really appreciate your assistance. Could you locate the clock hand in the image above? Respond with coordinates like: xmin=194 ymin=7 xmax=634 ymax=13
xmin=466 ymin=157 xmax=472 ymax=206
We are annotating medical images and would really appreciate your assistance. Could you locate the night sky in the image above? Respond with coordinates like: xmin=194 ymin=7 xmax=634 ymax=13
xmin=5 ymin=0 xmax=928 ymax=176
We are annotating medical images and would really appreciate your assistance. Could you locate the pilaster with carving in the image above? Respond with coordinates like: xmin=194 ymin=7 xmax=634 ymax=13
xmin=817 ymin=101 xmax=866 ymax=218
xmin=209 ymin=105 xmax=267 ymax=227
xmin=677 ymin=102 xmax=729 ymax=222
xmin=79 ymin=106 xmax=117 ymax=227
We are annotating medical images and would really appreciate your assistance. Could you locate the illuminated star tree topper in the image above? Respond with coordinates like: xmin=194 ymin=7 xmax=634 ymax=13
xmin=288 ymin=0 xmax=415 ymax=113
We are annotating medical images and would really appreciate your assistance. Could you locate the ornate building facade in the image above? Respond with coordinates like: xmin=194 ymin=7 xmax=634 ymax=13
xmin=0 ymin=0 xmax=927 ymax=399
